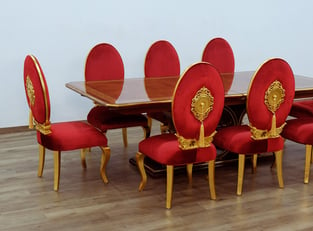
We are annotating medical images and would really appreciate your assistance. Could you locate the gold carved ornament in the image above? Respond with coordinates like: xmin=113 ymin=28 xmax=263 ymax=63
xmin=26 ymin=76 xmax=51 ymax=135
xmin=249 ymin=80 xmax=286 ymax=140
xmin=176 ymin=86 xmax=216 ymax=150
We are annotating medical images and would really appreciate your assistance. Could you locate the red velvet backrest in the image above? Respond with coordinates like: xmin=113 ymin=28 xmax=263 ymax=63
xmin=85 ymin=43 xmax=124 ymax=81
xmin=202 ymin=37 xmax=235 ymax=74
xmin=247 ymin=58 xmax=295 ymax=131
xmin=144 ymin=40 xmax=180 ymax=78
xmin=172 ymin=62 xmax=224 ymax=140
xmin=24 ymin=55 xmax=51 ymax=130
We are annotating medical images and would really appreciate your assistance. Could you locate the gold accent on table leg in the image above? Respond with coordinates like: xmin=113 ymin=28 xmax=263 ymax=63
xmin=80 ymin=149 xmax=87 ymax=169
xmin=208 ymin=160 xmax=216 ymax=200
xmin=38 ymin=144 xmax=45 ymax=177
xmin=147 ymin=117 xmax=152 ymax=131
xmin=166 ymin=165 xmax=174 ymax=209
xmin=186 ymin=163 xmax=193 ymax=185
xmin=29 ymin=110 xmax=34 ymax=129
xmin=251 ymin=154 xmax=257 ymax=174
xmin=100 ymin=147 xmax=111 ymax=184
xmin=237 ymin=154 xmax=245 ymax=196
xmin=136 ymin=152 xmax=147 ymax=191
xmin=53 ymin=151 xmax=61 ymax=192
xmin=122 ymin=128 xmax=128 ymax=147
xmin=304 ymin=145 xmax=312 ymax=184
xmin=160 ymin=124 xmax=169 ymax=134
xmin=274 ymin=150 xmax=284 ymax=188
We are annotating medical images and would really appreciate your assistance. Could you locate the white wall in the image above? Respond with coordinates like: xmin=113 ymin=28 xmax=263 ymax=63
xmin=1 ymin=0 xmax=313 ymax=128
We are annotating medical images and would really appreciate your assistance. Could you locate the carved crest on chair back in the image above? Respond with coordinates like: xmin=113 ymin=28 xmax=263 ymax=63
xmin=176 ymin=86 xmax=217 ymax=150
xmin=249 ymin=80 xmax=286 ymax=140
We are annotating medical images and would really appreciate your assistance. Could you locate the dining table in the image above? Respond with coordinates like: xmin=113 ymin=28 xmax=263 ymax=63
xmin=66 ymin=71 xmax=313 ymax=176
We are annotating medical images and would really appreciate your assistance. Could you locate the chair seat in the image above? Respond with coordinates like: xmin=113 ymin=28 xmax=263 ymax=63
xmin=282 ymin=118 xmax=313 ymax=144
xmin=37 ymin=121 xmax=108 ymax=151
xmin=87 ymin=106 xmax=148 ymax=131
xmin=289 ymin=100 xmax=313 ymax=118
xmin=213 ymin=125 xmax=285 ymax=154
xmin=139 ymin=133 xmax=216 ymax=165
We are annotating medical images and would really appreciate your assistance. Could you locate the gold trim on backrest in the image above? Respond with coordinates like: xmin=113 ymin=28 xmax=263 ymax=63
xmin=249 ymin=80 xmax=286 ymax=140
xmin=29 ymin=55 xmax=51 ymax=135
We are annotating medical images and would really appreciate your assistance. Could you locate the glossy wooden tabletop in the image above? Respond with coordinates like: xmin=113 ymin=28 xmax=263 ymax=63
xmin=66 ymin=71 xmax=313 ymax=112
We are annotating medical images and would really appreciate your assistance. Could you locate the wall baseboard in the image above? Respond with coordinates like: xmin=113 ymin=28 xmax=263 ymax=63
xmin=0 ymin=126 xmax=31 ymax=135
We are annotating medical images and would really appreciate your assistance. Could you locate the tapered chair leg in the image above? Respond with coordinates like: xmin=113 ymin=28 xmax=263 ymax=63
xmin=100 ymin=146 xmax=111 ymax=184
xmin=38 ymin=144 xmax=45 ymax=177
xmin=80 ymin=148 xmax=87 ymax=169
xmin=122 ymin=128 xmax=128 ymax=147
xmin=237 ymin=154 xmax=245 ymax=196
xmin=304 ymin=144 xmax=312 ymax=184
xmin=274 ymin=150 xmax=284 ymax=188
xmin=53 ymin=151 xmax=61 ymax=191
xmin=208 ymin=160 xmax=216 ymax=200
xmin=251 ymin=154 xmax=257 ymax=174
xmin=136 ymin=152 xmax=147 ymax=191
xmin=166 ymin=165 xmax=174 ymax=209
xmin=186 ymin=163 xmax=193 ymax=185
xmin=28 ymin=110 xmax=34 ymax=129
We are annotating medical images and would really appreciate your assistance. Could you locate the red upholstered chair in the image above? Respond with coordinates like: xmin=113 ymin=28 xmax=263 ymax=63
xmin=136 ymin=62 xmax=225 ymax=208
xmin=86 ymin=43 xmax=150 ymax=147
xmin=289 ymin=100 xmax=313 ymax=118
xmin=23 ymin=55 xmax=111 ymax=191
xmin=213 ymin=58 xmax=295 ymax=196
xmin=144 ymin=40 xmax=180 ymax=133
xmin=202 ymin=37 xmax=235 ymax=92
xmin=282 ymin=118 xmax=313 ymax=183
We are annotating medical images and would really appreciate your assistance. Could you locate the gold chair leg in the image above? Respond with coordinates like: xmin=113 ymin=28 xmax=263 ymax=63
xmin=80 ymin=149 xmax=87 ymax=169
xmin=38 ymin=144 xmax=45 ymax=177
xmin=147 ymin=117 xmax=152 ymax=131
xmin=122 ymin=128 xmax=128 ymax=147
xmin=186 ymin=163 xmax=193 ymax=185
xmin=208 ymin=160 xmax=216 ymax=200
xmin=53 ymin=151 xmax=61 ymax=191
xmin=274 ymin=150 xmax=284 ymax=188
xmin=28 ymin=110 xmax=34 ymax=129
xmin=237 ymin=154 xmax=245 ymax=196
xmin=100 ymin=147 xmax=111 ymax=184
xmin=166 ymin=165 xmax=174 ymax=209
xmin=304 ymin=144 xmax=312 ymax=184
xmin=136 ymin=152 xmax=147 ymax=191
xmin=251 ymin=154 xmax=257 ymax=174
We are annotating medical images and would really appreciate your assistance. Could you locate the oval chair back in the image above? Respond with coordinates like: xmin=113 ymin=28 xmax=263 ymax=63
xmin=24 ymin=55 xmax=51 ymax=135
xmin=202 ymin=37 xmax=235 ymax=74
xmin=172 ymin=62 xmax=225 ymax=149
xmin=144 ymin=40 xmax=180 ymax=78
xmin=85 ymin=43 xmax=124 ymax=81
xmin=247 ymin=58 xmax=295 ymax=140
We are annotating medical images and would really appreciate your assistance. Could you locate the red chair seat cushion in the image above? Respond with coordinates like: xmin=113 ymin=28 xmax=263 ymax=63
xmin=282 ymin=118 xmax=313 ymax=144
xmin=213 ymin=125 xmax=284 ymax=154
xmin=37 ymin=121 xmax=108 ymax=151
xmin=87 ymin=106 xmax=148 ymax=132
xmin=289 ymin=100 xmax=313 ymax=118
xmin=139 ymin=134 xmax=216 ymax=165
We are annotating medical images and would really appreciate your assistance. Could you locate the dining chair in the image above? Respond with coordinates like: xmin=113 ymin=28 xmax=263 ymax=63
xmin=85 ymin=43 xmax=150 ymax=147
xmin=136 ymin=62 xmax=225 ymax=208
xmin=281 ymin=117 xmax=313 ymax=183
xmin=213 ymin=58 xmax=295 ymax=196
xmin=144 ymin=40 xmax=180 ymax=133
xmin=23 ymin=54 xmax=111 ymax=191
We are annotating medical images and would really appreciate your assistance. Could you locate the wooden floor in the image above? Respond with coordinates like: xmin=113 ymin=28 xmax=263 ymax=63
xmin=1 ymin=121 xmax=313 ymax=231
